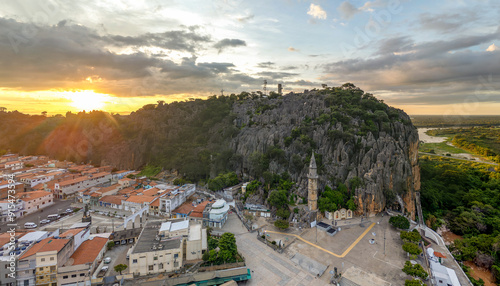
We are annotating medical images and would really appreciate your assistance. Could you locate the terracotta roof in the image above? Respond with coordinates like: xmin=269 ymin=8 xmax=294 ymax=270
xmin=190 ymin=201 xmax=209 ymax=218
xmin=68 ymin=237 xmax=108 ymax=265
xmin=58 ymin=176 xmax=88 ymax=187
xmin=99 ymin=195 xmax=126 ymax=205
xmin=19 ymin=191 xmax=52 ymax=201
xmin=173 ymin=201 xmax=195 ymax=215
xmin=20 ymin=238 xmax=71 ymax=259
xmin=125 ymin=195 xmax=156 ymax=204
xmin=150 ymin=198 xmax=160 ymax=207
xmin=60 ymin=228 xmax=86 ymax=238
xmin=98 ymin=184 xmax=119 ymax=193
xmin=117 ymin=186 xmax=136 ymax=195
xmin=141 ymin=187 xmax=161 ymax=196
xmin=434 ymin=251 xmax=447 ymax=258
xmin=119 ymin=178 xmax=134 ymax=182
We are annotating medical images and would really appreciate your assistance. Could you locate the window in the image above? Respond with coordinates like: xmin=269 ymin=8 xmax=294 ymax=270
xmin=50 ymin=257 xmax=54 ymax=261
xmin=80 ymin=273 xmax=85 ymax=277
xmin=148 ymin=265 xmax=154 ymax=271
xmin=63 ymin=275 xmax=68 ymax=279
xmin=50 ymin=266 xmax=55 ymax=272
xmin=39 ymin=267 xmax=43 ymax=270
xmin=24 ymin=280 xmax=29 ymax=286
xmin=153 ymin=256 xmax=158 ymax=260
xmin=41 ymin=258 xmax=45 ymax=262
xmin=159 ymin=263 xmax=163 ymax=269
xmin=71 ymin=274 xmax=76 ymax=278
xmin=133 ymin=259 xmax=138 ymax=264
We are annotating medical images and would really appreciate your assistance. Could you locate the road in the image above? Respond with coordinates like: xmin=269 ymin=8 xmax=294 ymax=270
xmin=0 ymin=198 xmax=73 ymax=231
xmin=419 ymin=152 xmax=499 ymax=165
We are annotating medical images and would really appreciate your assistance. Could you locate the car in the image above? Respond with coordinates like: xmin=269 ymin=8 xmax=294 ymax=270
xmin=103 ymin=257 xmax=111 ymax=264
xmin=65 ymin=208 xmax=73 ymax=213
xmin=101 ymin=266 xmax=109 ymax=272
xmin=24 ymin=222 xmax=37 ymax=229
xmin=47 ymin=214 xmax=60 ymax=220
xmin=40 ymin=219 xmax=51 ymax=224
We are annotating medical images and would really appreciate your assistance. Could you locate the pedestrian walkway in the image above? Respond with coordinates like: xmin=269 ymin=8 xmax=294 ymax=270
xmin=266 ymin=222 xmax=376 ymax=258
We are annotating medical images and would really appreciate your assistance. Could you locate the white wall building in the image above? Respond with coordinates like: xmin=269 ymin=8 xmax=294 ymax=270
xmin=208 ymin=199 xmax=230 ymax=228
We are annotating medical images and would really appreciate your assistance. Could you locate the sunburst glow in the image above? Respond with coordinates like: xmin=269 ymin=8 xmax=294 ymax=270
xmin=65 ymin=90 xmax=112 ymax=112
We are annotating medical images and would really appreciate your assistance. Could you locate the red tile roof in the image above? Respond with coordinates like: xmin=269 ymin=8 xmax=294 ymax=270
xmin=99 ymin=195 xmax=126 ymax=205
xmin=434 ymin=251 xmax=447 ymax=259
xmin=60 ymin=228 xmax=86 ymax=238
xmin=19 ymin=191 xmax=52 ymax=201
xmin=69 ymin=237 xmax=108 ymax=265
xmin=125 ymin=195 xmax=156 ymax=204
xmin=174 ymin=200 xmax=195 ymax=215
xmin=190 ymin=201 xmax=209 ymax=218
xmin=20 ymin=238 xmax=71 ymax=259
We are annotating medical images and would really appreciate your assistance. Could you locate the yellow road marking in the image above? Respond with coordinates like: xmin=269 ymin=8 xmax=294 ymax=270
xmin=266 ymin=222 xmax=376 ymax=258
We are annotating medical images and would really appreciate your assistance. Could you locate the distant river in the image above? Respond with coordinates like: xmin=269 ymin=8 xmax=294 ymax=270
xmin=417 ymin=128 xmax=446 ymax=143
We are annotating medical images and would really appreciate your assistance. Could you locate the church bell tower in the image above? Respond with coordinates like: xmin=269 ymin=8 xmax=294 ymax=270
xmin=308 ymin=152 xmax=318 ymax=211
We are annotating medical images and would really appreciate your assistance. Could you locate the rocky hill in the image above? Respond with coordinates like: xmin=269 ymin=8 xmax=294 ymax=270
xmin=0 ymin=84 xmax=419 ymax=217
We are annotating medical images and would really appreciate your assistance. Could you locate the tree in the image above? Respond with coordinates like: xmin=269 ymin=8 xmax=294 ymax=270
xmin=114 ymin=264 xmax=127 ymax=275
xmin=107 ymin=241 xmax=115 ymax=250
xmin=274 ymin=219 xmax=289 ymax=230
xmin=405 ymin=279 xmax=424 ymax=286
xmin=218 ymin=232 xmax=237 ymax=262
xmin=389 ymin=215 xmax=410 ymax=230
xmin=400 ymin=230 xmax=421 ymax=243
xmin=402 ymin=261 xmax=428 ymax=279
xmin=402 ymin=242 xmax=422 ymax=256
xmin=268 ymin=190 xmax=288 ymax=209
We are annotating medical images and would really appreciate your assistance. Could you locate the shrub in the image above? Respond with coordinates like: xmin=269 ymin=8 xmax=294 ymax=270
xmin=402 ymin=242 xmax=422 ymax=256
xmin=389 ymin=215 xmax=410 ymax=230
xmin=402 ymin=261 xmax=428 ymax=279
xmin=274 ymin=219 xmax=289 ymax=230
xmin=405 ymin=279 xmax=424 ymax=286
xmin=400 ymin=230 xmax=421 ymax=243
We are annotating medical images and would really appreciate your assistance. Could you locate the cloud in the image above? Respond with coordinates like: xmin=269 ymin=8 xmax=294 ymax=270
xmin=213 ymin=38 xmax=247 ymax=53
xmin=419 ymin=11 xmax=478 ymax=33
xmin=307 ymin=4 xmax=327 ymax=20
xmin=337 ymin=1 xmax=359 ymax=20
xmin=257 ymin=62 xmax=275 ymax=68
xmin=322 ymin=29 xmax=500 ymax=105
xmin=0 ymin=18 xmax=279 ymax=97
xmin=288 ymin=47 xmax=299 ymax=52
xmin=486 ymin=43 xmax=499 ymax=51
xmin=237 ymin=14 xmax=254 ymax=23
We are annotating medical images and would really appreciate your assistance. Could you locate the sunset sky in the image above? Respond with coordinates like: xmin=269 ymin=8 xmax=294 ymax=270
xmin=0 ymin=0 xmax=499 ymax=115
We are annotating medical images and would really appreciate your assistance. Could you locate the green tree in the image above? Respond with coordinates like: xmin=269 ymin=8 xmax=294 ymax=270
xmin=114 ymin=264 xmax=128 ymax=275
xmin=218 ymin=233 xmax=237 ymax=262
xmin=274 ymin=219 xmax=289 ymax=230
xmin=405 ymin=279 xmax=424 ymax=286
xmin=107 ymin=241 xmax=115 ymax=250
xmin=402 ymin=242 xmax=422 ymax=256
xmin=400 ymin=230 xmax=421 ymax=243
xmin=268 ymin=190 xmax=288 ymax=209
xmin=389 ymin=215 xmax=410 ymax=230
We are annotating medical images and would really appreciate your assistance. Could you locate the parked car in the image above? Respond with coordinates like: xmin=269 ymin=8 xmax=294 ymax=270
xmin=47 ymin=214 xmax=60 ymax=220
xmin=24 ymin=222 xmax=37 ymax=229
xmin=65 ymin=208 xmax=73 ymax=213
xmin=40 ymin=219 xmax=51 ymax=224
xmin=103 ymin=257 xmax=111 ymax=264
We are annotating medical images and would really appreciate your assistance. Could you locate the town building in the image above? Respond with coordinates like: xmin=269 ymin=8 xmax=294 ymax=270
xmin=19 ymin=190 xmax=54 ymax=216
xmin=129 ymin=221 xmax=183 ymax=276
xmin=57 ymin=236 xmax=108 ymax=286
xmin=207 ymin=199 xmax=230 ymax=228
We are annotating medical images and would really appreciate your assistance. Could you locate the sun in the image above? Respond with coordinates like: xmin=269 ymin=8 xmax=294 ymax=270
xmin=66 ymin=90 xmax=112 ymax=112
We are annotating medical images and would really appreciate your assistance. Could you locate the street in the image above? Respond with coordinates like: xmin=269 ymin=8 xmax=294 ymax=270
xmin=0 ymin=198 xmax=74 ymax=231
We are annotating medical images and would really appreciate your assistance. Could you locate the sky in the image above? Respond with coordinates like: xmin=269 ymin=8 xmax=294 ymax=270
xmin=0 ymin=0 xmax=499 ymax=115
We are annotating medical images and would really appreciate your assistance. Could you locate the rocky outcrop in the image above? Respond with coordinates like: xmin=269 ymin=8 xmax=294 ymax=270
xmin=229 ymin=91 xmax=419 ymax=218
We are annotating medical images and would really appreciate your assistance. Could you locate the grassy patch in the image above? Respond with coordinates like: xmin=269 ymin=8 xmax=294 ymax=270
xmin=419 ymin=138 xmax=470 ymax=154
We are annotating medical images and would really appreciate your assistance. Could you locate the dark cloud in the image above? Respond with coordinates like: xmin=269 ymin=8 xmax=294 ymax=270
xmin=321 ymin=27 xmax=500 ymax=105
xmin=213 ymin=38 xmax=247 ymax=53
xmin=0 ymin=18 xmax=279 ymax=97
xmin=257 ymin=62 xmax=275 ymax=68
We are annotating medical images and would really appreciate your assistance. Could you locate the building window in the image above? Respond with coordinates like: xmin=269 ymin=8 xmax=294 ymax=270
xmin=41 ymin=258 xmax=45 ymax=262
xmin=50 ymin=266 xmax=55 ymax=272
xmin=159 ymin=263 xmax=163 ymax=269
xmin=133 ymin=259 xmax=138 ymax=264
xmin=63 ymin=275 xmax=68 ymax=279
xmin=50 ymin=257 xmax=54 ymax=261
xmin=153 ymin=256 xmax=158 ymax=260
xmin=148 ymin=265 xmax=154 ymax=271
xmin=71 ymin=274 xmax=76 ymax=278
xmin=80 ymin=273 xmax=85 ymax=277
xmin=40 ymin=267 xmax=43 ymax=270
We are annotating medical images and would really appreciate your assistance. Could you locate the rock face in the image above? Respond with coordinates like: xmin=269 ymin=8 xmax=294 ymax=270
xmin=0 ymin=85 xmax=419 ymax=218
xmin=229 ymin=90 xmax=419 ymax=218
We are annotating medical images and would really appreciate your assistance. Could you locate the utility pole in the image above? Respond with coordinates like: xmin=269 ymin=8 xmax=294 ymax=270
xmin=384 ymin=227 xmax=386 ymax=256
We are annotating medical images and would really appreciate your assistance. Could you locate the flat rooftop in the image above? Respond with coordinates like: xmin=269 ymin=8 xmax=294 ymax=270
xmin=132 ymin=221 xmax=182 ymax=254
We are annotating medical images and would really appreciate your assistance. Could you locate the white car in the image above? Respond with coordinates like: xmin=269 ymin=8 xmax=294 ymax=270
xmin=24 ymin=222 xmax=37 ymax=229
xmin=65 ymin=208 xmax=73 ymax=213
xmin=40 ymin=219 xmax=51 ymax=224
xmin=104 ymin=257 xmax=111 ymax=264
xmin=101 ymin=266 xmax=109 ymax=272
